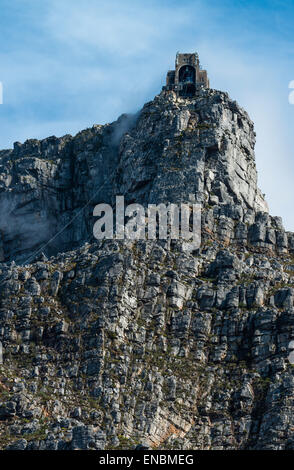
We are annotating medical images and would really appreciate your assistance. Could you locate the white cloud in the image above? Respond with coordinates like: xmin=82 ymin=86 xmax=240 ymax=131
xmin=46 ymin=0 xmax=191 ymax=57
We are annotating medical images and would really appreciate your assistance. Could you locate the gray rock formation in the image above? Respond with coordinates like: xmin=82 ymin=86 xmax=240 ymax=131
xmin=0 ymin=87 xmax=293 ymax=450
xmin=0 ymin=89 xmax=267 ymax=263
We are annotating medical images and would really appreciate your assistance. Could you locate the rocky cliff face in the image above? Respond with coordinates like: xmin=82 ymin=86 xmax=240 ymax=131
xmin=0 ymin=88 xmax=268 ymax=263
xmin=1 ymin=88 xmax=294 ymax=450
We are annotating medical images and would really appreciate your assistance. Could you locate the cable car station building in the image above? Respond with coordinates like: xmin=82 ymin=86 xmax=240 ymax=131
xmin=163 ymin=52 xmax=210 ymax=97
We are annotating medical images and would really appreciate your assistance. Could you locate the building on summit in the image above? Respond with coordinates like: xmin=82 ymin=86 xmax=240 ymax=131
xmin=162 ymin=52 xmax=210 ymax=97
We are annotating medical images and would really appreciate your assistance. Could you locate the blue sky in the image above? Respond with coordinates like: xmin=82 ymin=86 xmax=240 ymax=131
xmin=0 ymin=0 xmax=294 ymax=228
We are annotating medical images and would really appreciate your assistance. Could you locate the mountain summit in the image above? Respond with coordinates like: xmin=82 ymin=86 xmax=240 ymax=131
xmin=0 ymin=85 xmax=268 ymax=262
xmin=0 ymin=65 xmax=294 ymax=450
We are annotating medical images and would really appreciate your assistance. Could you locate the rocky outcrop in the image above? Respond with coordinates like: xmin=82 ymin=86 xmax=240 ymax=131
xmin=0 ymin=88 xmax=293 ymax=450
xmin=0 ymin=88 xmax=268 ymax=263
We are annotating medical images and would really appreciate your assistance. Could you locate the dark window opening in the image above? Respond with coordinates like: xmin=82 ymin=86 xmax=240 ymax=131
xmin=178 ymin=65 xmax=195 ymax=84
